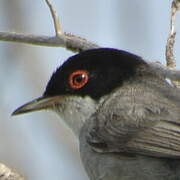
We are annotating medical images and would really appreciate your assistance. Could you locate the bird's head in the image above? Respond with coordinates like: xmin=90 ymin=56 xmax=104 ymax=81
xmin=12 ymin=48 xmax=149 ymax=136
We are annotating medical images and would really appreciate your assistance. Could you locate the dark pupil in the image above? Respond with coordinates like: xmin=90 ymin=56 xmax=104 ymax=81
xmin=74 ymin=74 xmax=84 ymax=84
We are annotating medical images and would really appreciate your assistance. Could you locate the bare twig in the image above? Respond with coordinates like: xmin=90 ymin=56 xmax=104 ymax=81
xmin=0 ymin=0 xmax=99 ymax=52
xmin=0 ymin=32 xmax=99 ymax=52
xmin=166 ymin=0 xmax=180 ymax=87
xmin=148 ymin=62 xmax=180 ymax=81
xmin=0 ymin=163 xmax=25 ymax=180
xmin=45 ymin=0 xmax=63 ymax=36
xmin=166 ymin=1 xmax=177 ymax=68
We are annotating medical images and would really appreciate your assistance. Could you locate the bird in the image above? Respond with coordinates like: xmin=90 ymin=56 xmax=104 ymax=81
xmin=12 ymin=48 xmax=180 ymax=180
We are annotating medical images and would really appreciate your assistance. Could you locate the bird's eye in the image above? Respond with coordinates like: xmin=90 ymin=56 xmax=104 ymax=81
xmin=69 ymin=70 xmax=89 ymax=89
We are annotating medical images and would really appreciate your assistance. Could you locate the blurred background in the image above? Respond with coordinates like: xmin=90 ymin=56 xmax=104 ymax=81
xmin=0 ymin=0 xmax=180 ymax=179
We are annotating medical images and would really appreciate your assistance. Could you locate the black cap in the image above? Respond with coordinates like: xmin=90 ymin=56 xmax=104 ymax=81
xmin=44 ymin=48 xmax=149 ymax=100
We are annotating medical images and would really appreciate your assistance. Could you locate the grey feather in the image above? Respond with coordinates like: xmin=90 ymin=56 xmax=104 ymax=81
xmin=86 ymin=75 xmax=180 ymax=158
xmin=80 ymin=75 xmax=180 ymax=179
xmin=80 ymin=116 xmax=180 ymax=180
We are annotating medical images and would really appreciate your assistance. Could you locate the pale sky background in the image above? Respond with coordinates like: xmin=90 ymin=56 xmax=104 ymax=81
xmin=0 ymin=0 xmax=180 ymax=180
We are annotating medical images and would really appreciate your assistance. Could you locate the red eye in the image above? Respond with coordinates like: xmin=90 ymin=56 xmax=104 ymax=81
xmin=69 ymin=70 xmax=89 ymax=89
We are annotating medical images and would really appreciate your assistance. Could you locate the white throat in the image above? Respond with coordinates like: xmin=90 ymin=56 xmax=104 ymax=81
xmin=53 ymin=96 xmax=97 ymax=137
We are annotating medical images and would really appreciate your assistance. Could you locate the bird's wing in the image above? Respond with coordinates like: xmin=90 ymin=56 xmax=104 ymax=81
xmin=86 ymin=83 xmax=180 ymax=158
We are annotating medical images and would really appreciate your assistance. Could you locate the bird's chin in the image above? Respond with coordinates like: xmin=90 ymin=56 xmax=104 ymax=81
xmin=51 ymin=96 xmax=98 ymax=137
xmin=51 ymin=104 xmax=87 ymax=136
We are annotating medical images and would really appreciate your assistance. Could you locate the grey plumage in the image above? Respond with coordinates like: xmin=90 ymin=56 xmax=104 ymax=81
xmin=80 ymin=122 xmax=180 ymax=180
xmin=86 ymin=75 xmax=180 ymax=158
xmin=80 ymin=75 xmax=180 ymax=179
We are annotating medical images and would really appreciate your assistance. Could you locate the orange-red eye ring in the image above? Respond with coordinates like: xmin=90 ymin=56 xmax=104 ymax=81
xmin=69 ymin=70 xmax=89 ymax=89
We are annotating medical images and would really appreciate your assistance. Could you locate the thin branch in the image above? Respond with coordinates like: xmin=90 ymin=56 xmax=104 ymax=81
xmin=0 ymin=0 xmax=100 ymax=52
xmin=148 ymin=62 xmax=180 ymax=81
xmin=166 ymin=1 xmax=177 ymax=68
xmin=0 ymin=163 xmax=25 ymax=180
xmin=0 ymin=32 xmax=99 ymax=52
xmin=166 ymin=0 xmax=180 ymax=87
xmin=45 ymin=0 xmax=63 ymax=36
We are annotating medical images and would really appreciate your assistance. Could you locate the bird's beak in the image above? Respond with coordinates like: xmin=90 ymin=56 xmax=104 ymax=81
xmin=12 ymin=96 xmax=61 ymax=116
